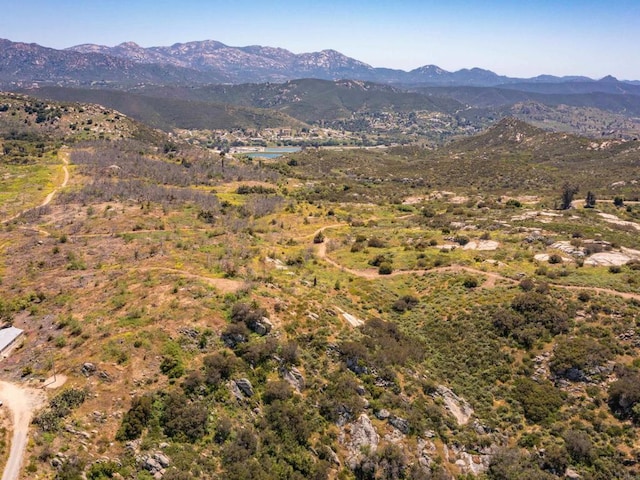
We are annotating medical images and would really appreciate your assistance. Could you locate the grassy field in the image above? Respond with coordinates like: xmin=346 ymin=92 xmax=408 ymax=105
xmin=1 ymin=96 xmax=640 ymax=480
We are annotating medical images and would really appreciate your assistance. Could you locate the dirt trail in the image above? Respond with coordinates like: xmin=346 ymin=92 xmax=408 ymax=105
xmin=312 ymin=225 xmax=640 ymax=301
xmin=0 ymin=382 xmax=46 ymax=480
xmin=2 ymin=149 xmax=70 ymax=224
xmin=136 ymin=267 xmax=245 ymax=294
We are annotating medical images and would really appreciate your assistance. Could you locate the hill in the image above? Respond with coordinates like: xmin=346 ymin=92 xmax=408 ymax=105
xmin=17 ymin=87 xmax=308 ymax=131
xmin=0 ymin=39 xmax=219 ymax=88
xmin=2 ymin=99 xmax=640 ymax=480
xmin=2 ymin=38 xmax=636 ymax=87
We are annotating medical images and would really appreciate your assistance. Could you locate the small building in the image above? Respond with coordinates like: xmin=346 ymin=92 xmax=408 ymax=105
xmin=0 ymin=326 xmax=24 ymax=356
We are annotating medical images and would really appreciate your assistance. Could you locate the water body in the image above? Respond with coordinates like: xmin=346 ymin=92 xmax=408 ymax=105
xmin=245 ymin=147 xmax=301 ymax=159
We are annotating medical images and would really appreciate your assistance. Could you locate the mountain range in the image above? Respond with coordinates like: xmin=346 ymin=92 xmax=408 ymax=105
xmin=1 ymin=38 xmax=637 ymax=88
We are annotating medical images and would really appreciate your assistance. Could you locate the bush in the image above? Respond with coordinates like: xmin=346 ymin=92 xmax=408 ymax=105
xmin=608 ymin=368 xmax=640 ymax=423
xmin=513 ymin=377 xmax=564 ymax=423
xmin=116 ymin=395 xmax=153 ymax=441
xmin=203 ymin=352 xmax=237 ymax=386
xmin=160 ymin=355 xmax=185 ymax=378
xmin=462 ymin=276 xmax=479 ymax=288
xmin=367 ymin=237 xmax=386 ymax=248
xmin=391 ymin=295 xmax=419 ymax=312
xmin=519 ymin=278 xmax=535 ymax=291
xmin=262 ymin=381 xmax=293 ymax=404
xmin=550 ymin=336 xmax=613 ymax=380
xmin=548 ymin=254 xmax=563 ymax=264
xmin=378 ymin=262 xmax=393 ymax=275
xmin=33 ymin=388 xmax=87 ymax=432
xmin=563 ymin=429 xmax=594 ymax=464
xmin=454 ymin=235 xmax=470 ymax=246
xmin=160 ymin=391 xmax=208 ymax=442
xmin=312 ymin=231 xmax=325 ymax=244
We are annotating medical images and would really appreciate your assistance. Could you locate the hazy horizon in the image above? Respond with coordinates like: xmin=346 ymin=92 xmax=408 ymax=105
xmin=3 ymin=0 xmax=640 ymax=80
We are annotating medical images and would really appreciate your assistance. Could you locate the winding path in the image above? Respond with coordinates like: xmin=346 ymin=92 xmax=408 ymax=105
xmin=312 ymin=224 xmax=640 ymax=302
xmin=0 ymin=382 xmax=46 ymax=480
xmin=1 ymin=149 xmax=70 ymax=224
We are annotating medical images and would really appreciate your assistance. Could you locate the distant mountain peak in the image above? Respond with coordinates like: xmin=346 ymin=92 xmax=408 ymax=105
xmin=117 ymin=41 xmax=141 ymax=49
xmin=598 ymin=75 xmax=618 ymax=83
xmin=3 ymin=38 xmax=637 ymax=88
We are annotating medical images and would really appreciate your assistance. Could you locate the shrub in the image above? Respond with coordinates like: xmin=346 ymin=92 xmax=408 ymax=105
xmin=367 ymin=237 xmax=386 ymax=248
xmin=116 ymin=395 xmax=153 ymax=441
xmin=513 ymin=377 xmax=564 ymax=423
xmin=627 ymin=259 xmax=640 ymax=271
xmin=313 ymin=231 xmax=325 ymax=244
xmin=548 ymin=254 xmax=563 ymax=264
xmin=33 ymin=388 xmax=87 ymax=432
xmin=550 ymin=336 xmax=613 ymax=380
xmin=563 ymin=429 xmax=594 ymax=464
xmin=577 ymin=292 xmax=591 ymax=302
xmin=160 ymin=355 xmax=185 ymax=378
xmin=391 ymin=295 xmax=419 ymax=312
xmin=203 ymin=352 xmax=237 ymax=386
xmin=462 ymin=276 xmax=479 ymax=288
xmin=262 ymin=381 xmax=293 ymax=404
xmin=378 ymin=262 xmax=393 ymax=275
xmin=454 ymin=235 xmax=470 ymax=246
xmin=519 ymin=278 xmax=535 ymax=291
xmin=160 ymin=391 xmax=208 ymax=442
xmin=608 ymin=368 xmax=640 ymax=423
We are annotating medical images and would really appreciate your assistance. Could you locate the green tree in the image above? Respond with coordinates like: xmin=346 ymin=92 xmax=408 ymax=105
xmin=585 ymin=191 xmax=596 ymax=208
xmin=560 ymin=182 xmax=579 ymax=210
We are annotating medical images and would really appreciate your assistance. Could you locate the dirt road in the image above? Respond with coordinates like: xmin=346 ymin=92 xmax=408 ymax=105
xmin=2 ymin=149 xmax=69 ymax=224
xmin=313 ymin=226 xmax=640 ymax=301
xmin=0 ymin=382 xmax=46 ymax=480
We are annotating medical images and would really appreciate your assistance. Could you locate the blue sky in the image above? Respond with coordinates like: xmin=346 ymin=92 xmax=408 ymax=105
xmin=2 ymin=0 xmax=639 ymax=79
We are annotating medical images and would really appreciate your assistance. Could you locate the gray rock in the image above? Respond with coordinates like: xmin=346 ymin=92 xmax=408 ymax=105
xmin=351 ymin=414 xmax=379 ymax=451
xmin=435 ymin=385 xmax=474 ymax=425
xmin=142 ymin=456 xmax=162 ymax=473
xmin=81 ymin=362 xmax=96 ymax=376
xmin=235 ymin=378 xmax=254 ymax=397
xmin=227 ymin=381 xmax=244 ymax=401
xmin=153 ymin=452 xmax=171 ymax=468
xmin=375 ymin=409 xmax=391 ymax=420
xmin=389 ymin=416 xmax=410 ymax=434
xmin=281 ymin=367 xmax=305 ymax=391
xmin=253 ymin=317 xmax=273 ymax=336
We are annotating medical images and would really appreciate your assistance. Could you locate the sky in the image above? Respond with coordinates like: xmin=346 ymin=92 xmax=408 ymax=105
xmin=2 ymin=0 xmax=639 ymax=79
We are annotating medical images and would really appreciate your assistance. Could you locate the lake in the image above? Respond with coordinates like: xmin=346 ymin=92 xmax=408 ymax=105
xmin=245 ymin=147 xmax=301 ymax=159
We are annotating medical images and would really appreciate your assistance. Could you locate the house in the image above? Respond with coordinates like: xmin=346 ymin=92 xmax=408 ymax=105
xmin=0 ymin=326 xmax=24 ymax=356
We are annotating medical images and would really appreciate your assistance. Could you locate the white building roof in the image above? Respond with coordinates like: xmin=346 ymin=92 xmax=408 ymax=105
xmin=0 ymin=326 xmax=23 ymax=353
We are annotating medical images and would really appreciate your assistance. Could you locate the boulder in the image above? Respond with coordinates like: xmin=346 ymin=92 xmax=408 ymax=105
xmin=235 ymin=378 xmax=254 ymax=397
xmin=435 ymin=386 xmax=474 ymax=425
xmin=153 ymin=452 xmax=170 ymax=468
xmin=81 ymin=363 xmax=96 ymax=376
xmin=375 ymin=409 xmax=391 ymax=420
xmin=389 ymin=416 xmax=410 ymax=434
xmin=253 ymin=317 xmax=273 ymax=336
xmin=227 ymin=381 xmax=244 ymax=402
xmin=350 ymin=413 xmax=379 ymax=453
xmin=281 ymin=367 xmax=305 ymax=391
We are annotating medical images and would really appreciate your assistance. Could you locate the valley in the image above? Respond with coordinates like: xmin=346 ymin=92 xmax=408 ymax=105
xmin=0 ymin=90 xmax=639 ymax=480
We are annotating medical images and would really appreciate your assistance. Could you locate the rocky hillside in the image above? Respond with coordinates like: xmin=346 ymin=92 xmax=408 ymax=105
xmin=2 ymin=99 xmax=640 ymax=480
xmin=2 ymin=38 xmax=632 ymax=87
